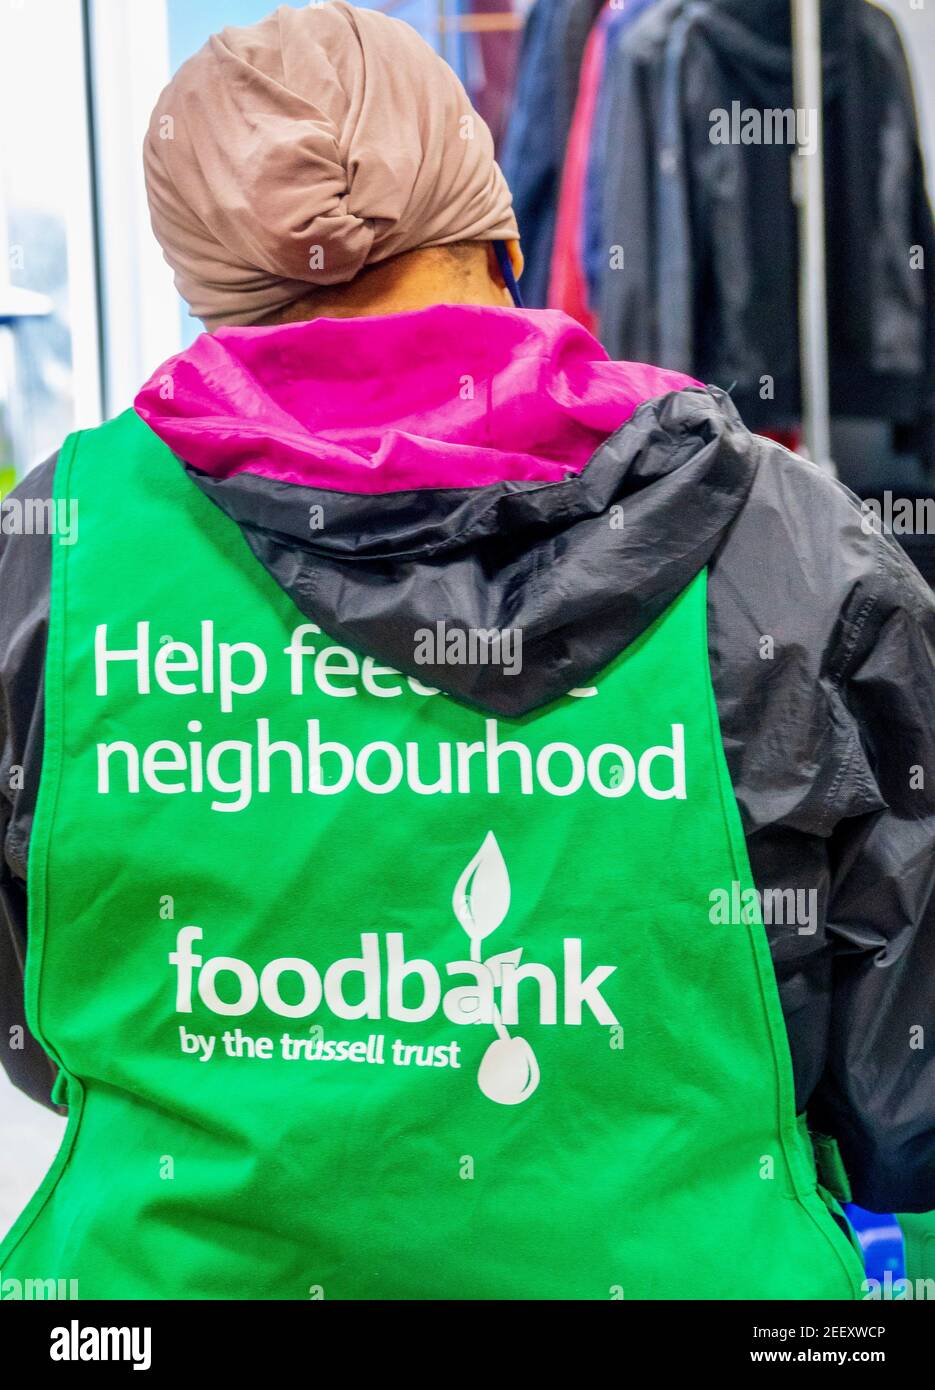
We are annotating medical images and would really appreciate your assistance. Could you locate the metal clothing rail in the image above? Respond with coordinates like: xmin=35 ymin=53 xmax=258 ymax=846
xmin=437 ymin=13 xmax=524 ymax=31
xmin=791 ymin=0 xmax=835 ymax=474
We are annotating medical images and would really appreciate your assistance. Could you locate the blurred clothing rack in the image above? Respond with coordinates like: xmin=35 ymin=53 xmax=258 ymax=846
xmin=371 ymin=0 xmax=838 ymax=479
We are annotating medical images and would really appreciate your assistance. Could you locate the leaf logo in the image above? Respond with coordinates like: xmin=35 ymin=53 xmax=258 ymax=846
xmin=452 ymin=830 xmax=510 ymax=958
xmin=452 ymin=832 xmax=540 ymax=1107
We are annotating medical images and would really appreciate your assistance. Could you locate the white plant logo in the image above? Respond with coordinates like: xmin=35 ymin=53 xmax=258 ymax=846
xmin=452 ymin=832 xmax=540 ymax=1106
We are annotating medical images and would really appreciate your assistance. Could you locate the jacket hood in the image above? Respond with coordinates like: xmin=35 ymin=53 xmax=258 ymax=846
xmin=136 ymin=305 xmax=760 ymax=715
xmin=702 ymin=0 xmax=854 ymax=106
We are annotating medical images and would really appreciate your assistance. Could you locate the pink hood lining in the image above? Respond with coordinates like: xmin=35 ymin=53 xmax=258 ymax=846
xmin=134 ymin=305 xmax=698 ymax=494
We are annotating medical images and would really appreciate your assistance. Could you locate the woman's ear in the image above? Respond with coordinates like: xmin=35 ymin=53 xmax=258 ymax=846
xmin=486 ymin=239 xmax=525 ymax=306
xmin=487 ymin=239 xmax=525 ymax=288
xmin=506 ymin=238 xmax=524 ymax=280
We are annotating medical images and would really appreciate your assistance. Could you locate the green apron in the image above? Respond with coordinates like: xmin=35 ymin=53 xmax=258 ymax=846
xmin=900 ymin=1212 xmax=935 ymax=1289
xmin=0 ymin=409 xmax=864 ymax=1299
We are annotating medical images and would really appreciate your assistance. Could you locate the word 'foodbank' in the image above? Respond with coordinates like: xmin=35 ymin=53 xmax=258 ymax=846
xmin=170 ymin=927 xmax=620 ymax=1026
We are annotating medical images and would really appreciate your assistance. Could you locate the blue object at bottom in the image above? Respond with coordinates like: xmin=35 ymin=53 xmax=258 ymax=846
xmin=844 ymin=1205 xmax=905 ymax=1286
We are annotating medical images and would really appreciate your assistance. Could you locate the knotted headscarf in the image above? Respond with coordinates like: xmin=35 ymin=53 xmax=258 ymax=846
xmin=143 ymin=1 xmax=518 ymax=327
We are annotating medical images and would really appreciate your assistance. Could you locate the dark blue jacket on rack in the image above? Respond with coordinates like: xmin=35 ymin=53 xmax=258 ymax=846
xmin=500 ymin=0 xmax=605 ymax=306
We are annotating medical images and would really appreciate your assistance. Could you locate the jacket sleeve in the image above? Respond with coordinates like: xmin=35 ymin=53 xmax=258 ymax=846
xmin=0 ymin=455 xmax=60 ymax=1109
xmin=811 ymin=523 xmax=935 ymax=1213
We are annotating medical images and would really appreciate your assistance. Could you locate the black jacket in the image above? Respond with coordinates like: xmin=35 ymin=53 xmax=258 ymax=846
xmin=3 ymin=384 xmax=935 ymax=1212
xmin=598 ymin=0 xmax=935 ymax=450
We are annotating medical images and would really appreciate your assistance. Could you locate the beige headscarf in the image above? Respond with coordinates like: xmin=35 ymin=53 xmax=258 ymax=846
xmin=143 ymin=1 xmax=518 ymax=328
